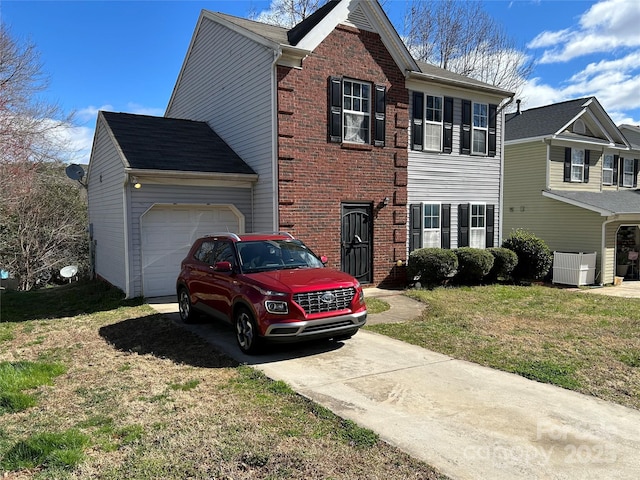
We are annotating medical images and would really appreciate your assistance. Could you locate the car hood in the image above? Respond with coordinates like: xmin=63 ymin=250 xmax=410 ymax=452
xmin=243 ymin=268 xmax=359 ymax=293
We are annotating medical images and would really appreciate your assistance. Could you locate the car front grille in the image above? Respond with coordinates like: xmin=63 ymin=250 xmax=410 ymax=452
xmin=293 ymin=287 xmax=355 ymax=315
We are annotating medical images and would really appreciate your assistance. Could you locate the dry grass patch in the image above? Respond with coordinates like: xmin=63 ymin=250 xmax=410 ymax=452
xmin=0 ymin=282 xmax=447 ymax=479
xmin=367 ymin=285 xmax=640 ymax=409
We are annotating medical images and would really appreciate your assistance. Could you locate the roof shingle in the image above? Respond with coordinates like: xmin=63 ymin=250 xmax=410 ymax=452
xmin=101 ymin=111 xmax=256 ymax=175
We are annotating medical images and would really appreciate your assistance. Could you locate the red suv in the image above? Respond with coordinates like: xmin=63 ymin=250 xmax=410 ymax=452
xmin=176 ymin=232 xmax=367 ymax=354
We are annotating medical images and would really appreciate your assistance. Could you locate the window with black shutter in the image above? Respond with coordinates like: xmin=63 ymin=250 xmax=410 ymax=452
xmin=458 ymin=203 xmax=469 ymax=247
xmin=461 ymin=100 xmax=471 ymax=155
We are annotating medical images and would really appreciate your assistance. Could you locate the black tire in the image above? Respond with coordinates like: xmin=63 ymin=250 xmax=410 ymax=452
xmin=235 ymin=307 xmax=262 ymax=354
xmin=178 ymin=288 xmax=198 ymax=324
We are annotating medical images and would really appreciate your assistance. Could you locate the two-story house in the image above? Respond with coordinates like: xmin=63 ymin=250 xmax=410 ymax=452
xmin=87 ymin=0 xmax=512 ymax=298
xmin=503 ymin=97 xmax=640 ymax=285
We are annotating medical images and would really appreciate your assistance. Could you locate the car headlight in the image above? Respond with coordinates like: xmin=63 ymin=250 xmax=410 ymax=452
xmin=265 ymin=300 xmax=289 ymax=314
xmin=257 ymin=287 xmax=287 ymax=297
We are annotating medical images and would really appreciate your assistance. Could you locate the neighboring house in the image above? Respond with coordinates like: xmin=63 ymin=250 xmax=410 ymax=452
xmin=503 ymin=97 xmax=640 ymax=285
xmin=88 ymin=0 xmax=512 ymax=298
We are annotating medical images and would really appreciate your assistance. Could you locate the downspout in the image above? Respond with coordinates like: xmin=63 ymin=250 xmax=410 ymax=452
xmin=123 ymin=174 xmax=133 ymax=298
xmin=497 ymin=95 xmax=514 ymax=245
xmin=271 ymin=48 xmax=282 ymax=231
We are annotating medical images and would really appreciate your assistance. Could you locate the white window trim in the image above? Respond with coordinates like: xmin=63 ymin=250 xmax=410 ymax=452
xmin=571 ymin=148 xmax=585 ymax=183
xmin=469 ymin=202 xmax=486 ymax=249
xmin=423 ymin=95 xmax=443 ymax=152
xmin=602 ymin=153 xmax=614 ymax=186
xmin=422 ymin=202 xmax=441 ymax=248
xmin=472 ymin=102 xmax=488 ymax=155
xmin=623 ymin=158 xmax=634 ymax=188
xmin=342 ymin=78 xmax=371 ymax=144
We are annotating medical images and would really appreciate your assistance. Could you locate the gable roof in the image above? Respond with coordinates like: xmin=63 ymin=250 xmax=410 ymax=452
xmin=505 ymin=98 xmax=591 ymax=141
xmin=100 ymin=111 xmax=256 ymax=175
xmin=505 ymin=97 xmax=630 ymax=148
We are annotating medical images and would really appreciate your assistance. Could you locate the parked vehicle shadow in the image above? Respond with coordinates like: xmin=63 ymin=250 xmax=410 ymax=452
xmin=98 ymin=313 xmax=238 ymax=369
xmin=99 ymin=312 xmax=346 ymax=368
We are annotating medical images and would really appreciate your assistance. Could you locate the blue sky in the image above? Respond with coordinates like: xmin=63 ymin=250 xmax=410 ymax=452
xmin=2 ymin=0 xmax=640 ymax=164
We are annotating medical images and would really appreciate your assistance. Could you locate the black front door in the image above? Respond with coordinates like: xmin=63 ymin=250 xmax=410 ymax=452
xmin=341 ymin=203 xmax=372 ymax=284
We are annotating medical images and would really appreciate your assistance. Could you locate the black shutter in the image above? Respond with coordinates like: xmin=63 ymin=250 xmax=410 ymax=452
xmin=613 ymin=154 xmax=619 ymax=185
xmin=485 ymin=204 xmax=495 ymax=248
xmin=441 ymin=204 xmax=451 ymax=249
xmin=329 ymin=76 xmax=342 ymax=143
xmin=584 ymin=150 xmax=590 ymax=183
xmin=461 ymin=100 xmax=471 ymax=155
xmin=409 ymin=204 xmax=422 ymax=253
xmin=458 ymin=203 xmax=469 ymax=247
xmin=564 ymin=147 xmax=572 ymax=182
xmin=374 ymin=84 xmax=386 ymax=146
xmin=412 ymin=92 xmax=424 ymax=150
xmin=488 ymin=104 xmax=497 ymax=157
xmin=443 ymin=97 xmax=453 ymax=154
xmin=635 ymin=159 xmax=639 ymax=188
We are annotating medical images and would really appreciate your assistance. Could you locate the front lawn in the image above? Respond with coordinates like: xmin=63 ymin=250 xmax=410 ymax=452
xmin=0 ymin=281 xmax=446 ymax=479
xmin=366 ymin=285 xmax=640 ymax=410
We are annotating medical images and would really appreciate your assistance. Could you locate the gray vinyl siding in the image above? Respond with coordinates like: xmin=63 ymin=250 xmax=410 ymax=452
xmin=167 ymin=17 xmax=275 ymax=232
xmin=408 ymin=96 xmax=503 ymax=248
xmin=87 ymin=119 xmax=128 ymax=293
xmin=128 ymin=185 xmax=253 ymax=297
xmin=549 ymin=145 xmax=603 ymax=191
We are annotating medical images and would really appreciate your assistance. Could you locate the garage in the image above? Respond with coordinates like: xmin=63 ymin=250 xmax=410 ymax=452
xmin=141 ymin=204 xmax=243 ymax=297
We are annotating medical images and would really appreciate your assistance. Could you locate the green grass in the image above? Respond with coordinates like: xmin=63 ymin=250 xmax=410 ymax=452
xmin=0 ymin=361 xmax=66 ymax=414
xmin=0 ymin=429 xmax=89 ymax=471
xmin=367 ymin=285 xmax=640 ymax=409
xmin=365 ymin=296 xmax=390 ymax=314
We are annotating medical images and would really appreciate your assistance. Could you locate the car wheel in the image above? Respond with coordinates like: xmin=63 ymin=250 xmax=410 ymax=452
xmin=235 ymin=307 xmax=262 ymax=354
xmin=178 ymin=288 xmax=198 ymax=324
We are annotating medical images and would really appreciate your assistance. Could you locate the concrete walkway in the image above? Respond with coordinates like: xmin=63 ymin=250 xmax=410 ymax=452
xmin=147 ymin=289 xmax=640 ymax=480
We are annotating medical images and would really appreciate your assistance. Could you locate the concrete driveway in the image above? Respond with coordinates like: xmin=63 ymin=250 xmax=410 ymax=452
xmin=148 ymin=292 xmax=640 ymax=480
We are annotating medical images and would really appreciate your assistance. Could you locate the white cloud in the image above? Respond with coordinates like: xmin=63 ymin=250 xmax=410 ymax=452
xmin=529 ymin=0 xmax=640 ymax=63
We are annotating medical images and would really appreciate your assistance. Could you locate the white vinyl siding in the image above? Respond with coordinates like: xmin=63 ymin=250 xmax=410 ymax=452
xmin=166 ymin=17 xmax=275 ymax=231
xmin=408 ymin=96 xmax=503 ymax=249
xmin=87 ymin=117 xmax=127 ymax=293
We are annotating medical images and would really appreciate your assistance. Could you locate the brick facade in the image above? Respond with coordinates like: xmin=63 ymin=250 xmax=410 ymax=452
xmin=276 ymin=24 xmax=409 ymax=286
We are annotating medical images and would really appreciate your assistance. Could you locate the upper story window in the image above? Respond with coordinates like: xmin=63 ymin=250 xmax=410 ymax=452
xmin=472 ymin=103 xmax=488 ymax=155
xmin=343 ymin=79 xmax=370 ymax=144
xmin=603 ymin=154 xmax=615 ymax=185
xmin=623 ymin=158 xmax=635 ymax=187
xmin=329 ymin=76 xmax=386 ymax=146
xmin=563 ymin=147 xmax=590 ymax=184
xmin=424 ymin=96 xmax=443 ymax=151
xmin=571 ymin=149 xmax=585 ymax=182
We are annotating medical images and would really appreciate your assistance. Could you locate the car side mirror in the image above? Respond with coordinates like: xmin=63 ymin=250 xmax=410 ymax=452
xmin=320 ymin=255 xmax=328 ymax=265
xmin=213 ymin=261 xmax=233 ymax=272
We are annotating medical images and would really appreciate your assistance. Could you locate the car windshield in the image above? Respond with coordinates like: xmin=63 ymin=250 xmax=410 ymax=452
xmin=237 ymin=239 xmax=324 ymax=273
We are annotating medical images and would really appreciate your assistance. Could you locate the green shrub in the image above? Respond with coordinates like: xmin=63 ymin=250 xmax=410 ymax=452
xmin=453 ymin=248 xmax=494 ymax=285
xmin=407 ymin=248 xmax=458 ymax=288
xmin=486 ymin=247 xmax=519 ymax=283
xmin=502 ymin=229 xmax=552 ymax=281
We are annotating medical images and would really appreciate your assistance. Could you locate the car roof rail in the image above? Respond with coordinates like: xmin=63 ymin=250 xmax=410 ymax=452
xmin=206 ymin=232 xmax=241 ymax=241
xmin=242 ymin=231 xmax=295 ymax=239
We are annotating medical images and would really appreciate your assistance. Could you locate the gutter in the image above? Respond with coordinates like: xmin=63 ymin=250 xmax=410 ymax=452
xmin=406 ymin=70 xmax=513 ymax=98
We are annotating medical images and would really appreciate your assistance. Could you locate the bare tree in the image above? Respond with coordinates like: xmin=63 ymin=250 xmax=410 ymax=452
xmin=249 ymin=0 xmax=328 ymax=28
xmin=404 ymin=0 xmax=533 ymax=96
xmin=0 ymin=24 xmax=87 ymax=290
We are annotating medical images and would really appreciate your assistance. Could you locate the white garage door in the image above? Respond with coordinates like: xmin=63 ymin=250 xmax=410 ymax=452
xmin=141 ymin=205 xmax=241 ymax=297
